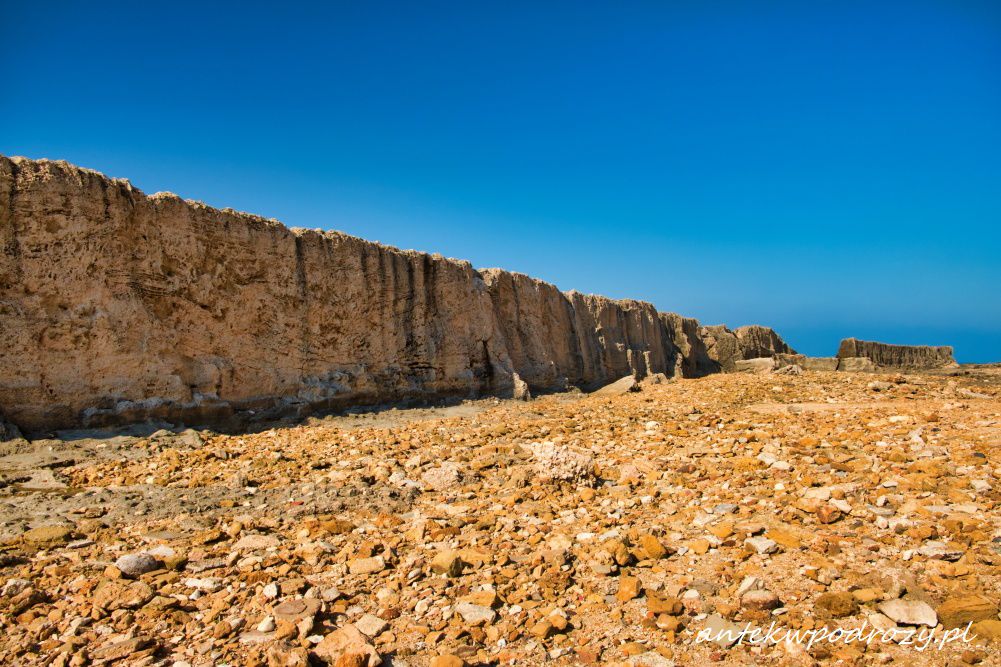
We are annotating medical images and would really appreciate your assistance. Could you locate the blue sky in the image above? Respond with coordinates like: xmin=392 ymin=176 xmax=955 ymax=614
xmin=3 ymin=1 xmax=999 ymax=361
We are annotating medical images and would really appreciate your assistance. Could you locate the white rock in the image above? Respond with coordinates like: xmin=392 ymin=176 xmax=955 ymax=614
xmin=233 ymin=534 xmax=280 ymax=551
xmin=917 ymin=541 xmax=963 ymax=561
xmin=736 ymin=576 xmax=760 ymax=597
xmin=803 ymin=487 xmax=832 ymax=501
xmin=830 ymin=499 xmax=852 ymax=513
xmin=745 ymin=537 xmax=778 ymax=555
xmin=421 ymin=462 xmax=464 ymax=491
xmin=114 ymin=553 xmax=162 ymax=578
xmin=701 ymin=614 xmax=745 ymax=648
xmin=877 ymin=599 xmax=938 ymax=627
xmin=354 ymin=613 xmax=388 ymax=637
xmin=528 ymin=441 xmax=594 ymax=485
xmin=454 ymin=601 xmax=497 ymax=625
xmin=1 ymin=579 xmax=31 ymax=597
xmin=184 ymin=577 xmax=221 ymax=592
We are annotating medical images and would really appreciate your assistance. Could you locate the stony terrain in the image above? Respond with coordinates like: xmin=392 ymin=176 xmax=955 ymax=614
xmin=1 ymin=366 xmax=999 ymax=666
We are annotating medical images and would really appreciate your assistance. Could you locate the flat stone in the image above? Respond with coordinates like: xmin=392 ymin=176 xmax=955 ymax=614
xmin=700 ymin=614 xmax=747 ymax=648
xmin=745 ymin=537 xmax=778 ymax=555
xmin=313 ymin=624 xmax=381 ymax=667
xmin=347 ymin=555 xmax=386 ymax=575
xmin=971 ymin=620 xmax=1001 ymax=643
xmin=878 ymin=599 xmax=938 ymax=627
xmin=233 ymin=533 xmax=280 ymax=551
xmin=94 ymin=580 xmax=154 ymax=611
xmin=273 ymin=597 xmax=321 ymax=622
xmin=92 ymin=636 xmax=153 ymax=661
xmin=353 ymin=613 xmax=388 ymax=637
xmin=918 ymin=541 xmax=964 ymax=561
xmin=616 ymin=575 xmax=642 ymax=602
xmin=22 ymin=525 xmax=73 ymax=546
xmin=429 ymin=656 xmax=466 ymax=667
xmin=454 ymin=601 xmax=496 ymax=625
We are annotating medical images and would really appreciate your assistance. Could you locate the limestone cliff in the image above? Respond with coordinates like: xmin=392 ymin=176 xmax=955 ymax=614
xmin=0 ymin=156 xmax=794 ymax=432
xmin=837 ymin=338 xmax=956 ymax=369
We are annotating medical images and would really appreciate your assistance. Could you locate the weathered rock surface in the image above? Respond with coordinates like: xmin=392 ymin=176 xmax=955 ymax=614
xmin=837 ymin=338 xmax=956 ymax=369
xmin=0 ymin=156 xmax=795 ymax=432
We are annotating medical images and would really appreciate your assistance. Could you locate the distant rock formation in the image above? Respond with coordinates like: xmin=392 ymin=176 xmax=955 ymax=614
xmin=775 ymin=354 xmax=839 ymax=372
xmin=698 ymin=324 xmax=796 ymax=372
xmin=837 ymin=338 xmax=956 ymax=369
xmin=0 ymin=156 xmax=795 ymax=432
xmin=735 ymin=325 xmax=796 ymax=359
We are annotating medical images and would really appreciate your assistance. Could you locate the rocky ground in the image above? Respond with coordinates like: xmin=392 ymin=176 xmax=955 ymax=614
xmin=1 ymin=368 xmax=1000 ymax=666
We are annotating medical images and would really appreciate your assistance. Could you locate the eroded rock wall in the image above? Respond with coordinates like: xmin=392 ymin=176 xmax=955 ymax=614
xmin=0 ymin=156 xmax=796 ymax=432
xmin=660 ymin=313 xmax=718 ymax=377
xmin=1 ymin=157 xmax=512 ymax=431
xmin=837 ymin=338 xmax=956 ymax=369
xmin=735 ymin=325 xmax=796 ymax=359
xmin=475 ymin=272 xmax=682 ymax=390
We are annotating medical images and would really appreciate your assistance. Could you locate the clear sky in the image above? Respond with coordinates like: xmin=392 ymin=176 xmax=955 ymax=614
xmin=3 ymin=2 xmax=999 ymax=362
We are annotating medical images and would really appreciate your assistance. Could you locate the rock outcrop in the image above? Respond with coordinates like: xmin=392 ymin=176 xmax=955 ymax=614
xmin=775 ymin=354 xmax=840 ymax=372
xmin=698 ymin=324 xmax=796 ymax=372
xmin=837 ymin=338 xmax=956 ymax=369
xmin=0 ymin=156 xmax=794 ymax=432
xmin=735 ymin=325 xmax=796 ymax=359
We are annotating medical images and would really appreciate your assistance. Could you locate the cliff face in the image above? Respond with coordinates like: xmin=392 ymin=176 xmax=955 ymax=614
xmin=837 ymin=338 xmax=956 ymax=369
xmin=0 ymin=156 xmax=793 ymax=432
xmin=660 ymin=313 xmax=718 ymax=377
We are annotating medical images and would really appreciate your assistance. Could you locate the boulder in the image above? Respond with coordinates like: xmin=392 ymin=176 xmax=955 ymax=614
xmin=937 ymin=595 xmax=999 ymax=629
xmin=592 ymin=375 xmax=639 ymax=396
xmin=529 ymin=441 xmax=595 ymax=485
xmin=312 ymin=624 xmax=381 ymax=667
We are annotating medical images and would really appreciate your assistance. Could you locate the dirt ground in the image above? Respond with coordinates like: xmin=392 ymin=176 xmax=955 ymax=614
xmin=1 ymin=367 xmax=1000 ymax=666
